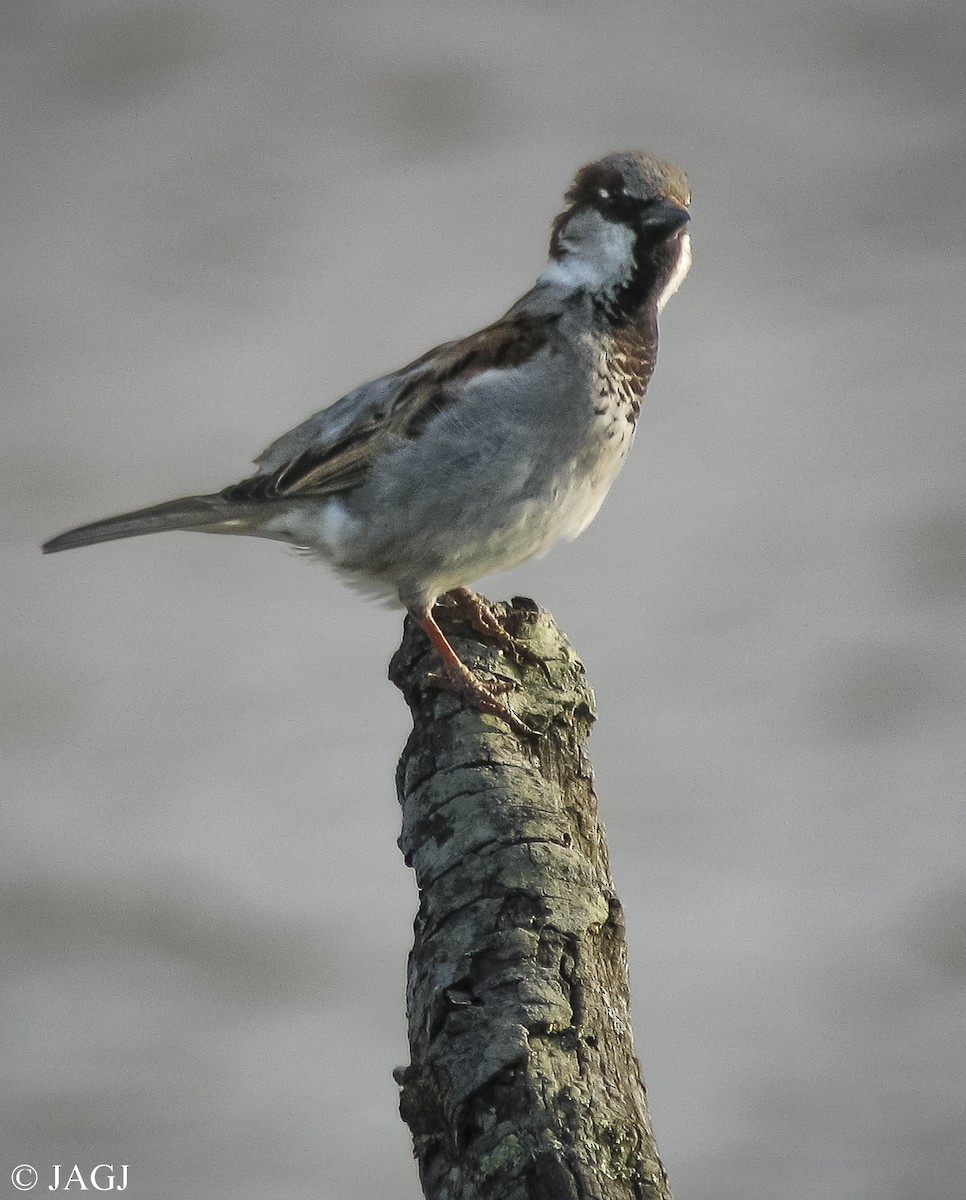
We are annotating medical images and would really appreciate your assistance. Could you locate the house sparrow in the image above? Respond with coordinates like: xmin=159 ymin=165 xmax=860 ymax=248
xmin=44 ymin=151 xmax=692 ymax=733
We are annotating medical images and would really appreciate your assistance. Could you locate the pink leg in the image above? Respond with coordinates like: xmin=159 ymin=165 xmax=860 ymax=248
xmin=416 ymin=609 xmax=533 ymax=737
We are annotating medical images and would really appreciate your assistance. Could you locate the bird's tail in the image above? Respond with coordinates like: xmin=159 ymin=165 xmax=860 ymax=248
xmin=42 ymin=493 xmax=255 ymax=554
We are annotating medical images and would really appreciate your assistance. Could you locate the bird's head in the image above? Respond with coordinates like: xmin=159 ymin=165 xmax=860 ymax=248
xmin=541 ymin=151 xmax=692 ymax=319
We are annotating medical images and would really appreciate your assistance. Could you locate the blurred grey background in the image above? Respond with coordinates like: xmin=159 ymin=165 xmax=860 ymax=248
xmin=4 ymin=1 xmax=965 ymax=1197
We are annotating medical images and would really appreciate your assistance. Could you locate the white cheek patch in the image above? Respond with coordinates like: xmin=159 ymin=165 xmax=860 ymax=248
xmin=538 ymin=210 xmax=636 ymax=292
xmin=657 ymin=232 xmax=692 ymax=312
xmin=538 ymin=256 xmax=603 ymax=290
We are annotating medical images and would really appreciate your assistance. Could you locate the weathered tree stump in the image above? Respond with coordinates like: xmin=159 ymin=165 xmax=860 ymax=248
xmin=390 ymin=596 xmax=671 ymax=1200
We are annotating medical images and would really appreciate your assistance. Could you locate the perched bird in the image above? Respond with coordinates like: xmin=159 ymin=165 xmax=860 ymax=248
xmin=44 ymin=151 xmax=692 ymax=731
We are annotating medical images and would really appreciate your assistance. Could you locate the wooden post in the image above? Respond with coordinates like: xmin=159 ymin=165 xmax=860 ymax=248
xmin=390 ymin=596 xmax=672 ymax=1200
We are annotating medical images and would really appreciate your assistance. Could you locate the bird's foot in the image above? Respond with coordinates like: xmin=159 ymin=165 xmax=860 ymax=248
xmin=418 ymin=605 xmax=538 ymax=737
xmin=441 ymin=589 xmax=547 ymax=675
xmin=428 ymin=657 xmax=536 ymax=738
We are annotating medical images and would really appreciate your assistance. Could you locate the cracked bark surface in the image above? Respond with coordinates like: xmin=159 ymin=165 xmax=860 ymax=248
xmin=390 ymin=596 xmax=672 ymax=1200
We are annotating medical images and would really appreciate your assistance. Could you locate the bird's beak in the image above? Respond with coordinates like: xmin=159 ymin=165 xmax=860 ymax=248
xmin=641 ymin=197 xmax=691 ymax=234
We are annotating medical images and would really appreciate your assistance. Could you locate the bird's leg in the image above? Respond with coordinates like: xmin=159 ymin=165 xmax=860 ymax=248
xmin=418 ymin=608 xmax=512 ymax=697
xmin=416 ymin=608 xmax=534 ymax=737
xmin=443 ymin=588 xmax=550 ymax=677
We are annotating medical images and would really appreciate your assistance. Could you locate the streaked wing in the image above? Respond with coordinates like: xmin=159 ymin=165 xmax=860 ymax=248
xmin=223 ymin=309 xmax=555 ymax=503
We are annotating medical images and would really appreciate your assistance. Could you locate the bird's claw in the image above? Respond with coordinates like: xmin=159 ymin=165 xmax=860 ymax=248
xmin=441 ymin=588 xmax=543 ymax=670
xmin=425 ymin=661 xmax=537 ymax=738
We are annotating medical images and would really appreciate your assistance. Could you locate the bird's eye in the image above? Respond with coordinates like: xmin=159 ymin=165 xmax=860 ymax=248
xmin=597 ymin=187 xmax=610 ymax=200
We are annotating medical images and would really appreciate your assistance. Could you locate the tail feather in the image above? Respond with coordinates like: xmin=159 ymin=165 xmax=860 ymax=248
xmin=42 ymin=493 xmax=248 ymax=554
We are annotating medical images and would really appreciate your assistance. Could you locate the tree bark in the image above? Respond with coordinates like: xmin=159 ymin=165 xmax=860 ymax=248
xmin=390 ymin=596 xmax=672 ymax=1200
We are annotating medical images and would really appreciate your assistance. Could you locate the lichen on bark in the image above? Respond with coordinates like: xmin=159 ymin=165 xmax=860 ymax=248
xmin=390 ymin=596 xmax=671 ymax=1200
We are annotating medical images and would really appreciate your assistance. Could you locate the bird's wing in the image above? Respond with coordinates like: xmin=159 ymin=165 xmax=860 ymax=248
xmin=223 ymin=309 xmax=556 ymax=503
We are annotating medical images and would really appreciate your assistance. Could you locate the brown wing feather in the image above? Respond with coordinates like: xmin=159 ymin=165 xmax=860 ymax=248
xmin=273 ymin=426 xmax=381 ymax=496
xmin=225 ymin=311 xmax=555 ymax=504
